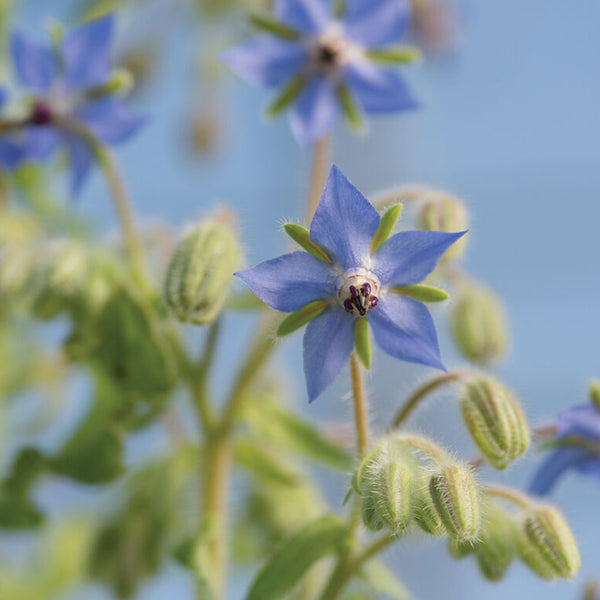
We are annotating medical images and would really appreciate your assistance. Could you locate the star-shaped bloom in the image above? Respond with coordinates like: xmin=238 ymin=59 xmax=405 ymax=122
xmin=0 ymin=15 xmax=145 ymax=193
xmin=236 ymin=166 xmax=465 ymax=402
xmin=530 ymin=397 xmax=600 ymax=496
xmin=223 ymin=0 xmax=420 ymax=144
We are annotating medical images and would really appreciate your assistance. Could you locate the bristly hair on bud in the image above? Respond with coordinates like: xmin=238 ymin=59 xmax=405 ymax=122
xmin=517 ymin=505 xmax=581 ymax=580
xmin=461 ymin=376 xmax=530 ymax=469
xmin=165 ymin=219 xmax=240 ymax=325
xmin=450 ymin=283 xmax=509 ymax=366
xmin=427 ymin=463 xmax=481 ymax=541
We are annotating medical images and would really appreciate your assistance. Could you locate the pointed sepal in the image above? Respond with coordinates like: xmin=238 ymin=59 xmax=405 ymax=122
xmin=249 ymin=12 xmax=301 ymax=40
xmin=370 ymin=204 xmax=403 ymax=255
xmin=283 ymin=223 xmax=332 ymax=263
xmin=267 ymin=75 xmax=307 ymax=117
xmin=276 ymin=300 xmax=328 ymax=337
xmin=390 ymin=284 xmax=449 ymax=303
xmin=366 ymin=46 xmax=423 ymax=65
xmin=337 ymin=83 xmax=365 ymax=131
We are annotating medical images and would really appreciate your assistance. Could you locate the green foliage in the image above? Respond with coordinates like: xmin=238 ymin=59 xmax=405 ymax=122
xmin=246 ymin=515 xmax=346 ymax=600
xmin=359 ymin=562 xmax=415 ymax=600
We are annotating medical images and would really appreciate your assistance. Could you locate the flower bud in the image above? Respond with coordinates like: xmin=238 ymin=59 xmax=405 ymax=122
xmin=518 ymin=506 xmax=580 ymax=579
xmin=461 ymin=377 xmax=530 ymax=469
xmin=428 ymin=464 xmax=480 ymax=541
xmin=474 ymin=503 xmax=517 ymax=581
xmin=413 ymin=491 xmax=446 ymax=536
xmin=447 ymin=536 xmax=474 ymax=558
xmin=366 ymin=461 xmax=413 ymax=531
xmin=418 ymin=195 xmax=469 ymax=261
xmin=106 ymin=68 xmax=135 ymax=97
xmin=361 ymin=492 xmax=385 ymax=532
xmin=450 ymin=284 xmax=508 ymax=366
xmin=165 ymin=219 xmax=240 ymax=325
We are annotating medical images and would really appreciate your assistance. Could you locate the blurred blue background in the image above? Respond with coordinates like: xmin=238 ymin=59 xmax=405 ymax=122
xmin=10 ymin=0 xmax=600 ymax=598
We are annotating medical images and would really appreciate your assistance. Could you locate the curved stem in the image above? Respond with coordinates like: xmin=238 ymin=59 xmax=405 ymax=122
xmin=395 ymin=432 xmax=449 ymax=463
xmin=306 ymin=135 xmax=331 ymax=221
xmin=350 ymin=353 xmax=369 ymax=457
xmin=483 ymin=484 xmax=532 ymax=509
xmin=391 ymin=371 xmax=472 ymax=429
xmin=192 ymin=319 xmax=221 ymax=433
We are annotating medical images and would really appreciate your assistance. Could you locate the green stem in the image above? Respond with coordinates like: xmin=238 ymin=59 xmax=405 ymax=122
xmin=391 ymin=371 xmax=472 ymax=429
xmin=483 ymin=485 xmax=532 ymax=509
xmin=350 ymin=352 xmax=369 ymax=457
xmin=192 ymin=319 xmax=221 ymax=433
xmin=306 ymin=135 xmax=331 ymax=221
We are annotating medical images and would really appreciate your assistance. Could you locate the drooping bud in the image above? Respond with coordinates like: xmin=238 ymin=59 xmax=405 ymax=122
xmin=105 ymin=68 xmax=135 ymax=96
xmin=447 ymin=536 xmax=474 ymax=559
xmin=413 ymin=489 xmax=446 ymax=537
xmin=474 ymin=503 xmax=517 ymax=581
xmin=518 ymin=506 xmax=580 ymax=579
xmin=165 ymin=218 xmax=240 ymax=325
xmin=361 ymin=492 xmax=385 ymax=532
xmin=450 ymin=283 xmax=509 ymax=366
xmin=461 ymin=376 xmax=530 ymax=469
xmin=418 ymin=195 xmax=469 ymax=261
xmin=428 ymin=463 xmax=480 ymax=541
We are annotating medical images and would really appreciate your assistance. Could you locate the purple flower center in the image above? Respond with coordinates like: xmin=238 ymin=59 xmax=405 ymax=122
xmin=338 ymin=271 xmax=380 ymax=317
xmin=30 ymin=101 xmax=53 ymax=126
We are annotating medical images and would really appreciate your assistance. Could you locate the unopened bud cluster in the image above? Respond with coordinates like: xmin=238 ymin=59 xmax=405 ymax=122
xmin=461 ymin=376 xmax=530 ymax=469
xmin=165 ymin=219 xmax=240 ymax=325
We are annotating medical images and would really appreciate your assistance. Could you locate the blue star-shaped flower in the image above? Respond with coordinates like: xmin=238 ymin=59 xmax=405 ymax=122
xmin=236 ymin=166 xmax=465 ymax=402
xmin=530 ymin=403 xmax=600 ymax=496
xmin=0 ymin=15 xmax=145 ymax=193
xmin=223 ymin=0 xmax=419 ymax=144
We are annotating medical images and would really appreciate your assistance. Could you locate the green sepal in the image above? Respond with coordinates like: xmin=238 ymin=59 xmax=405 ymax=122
xmin=249 ymin=12 xmax=301 ymax=40
xmin=354 ymin=318 xmax=371 ymax=369
xmin=267 ymin=75 xmax=307 ymax=117
xmin=391 ymin=284 xmax=449 ymax=302
xmin=283 ymin=223 xmax=332 ymax=263
xmin=337 ymin=83 xmax=365 ymax=131
xmin=277 ymin=300 xmax=328 ymax=337
xmin=333 ymin=0 xmax=346 ymax=18
xmin=366 ymin=46 xmax=423 ymax=65
xmin=370 ymin=204 xmax=403 ymax=255
xmin=589 ymin=380 xmax=600 ymax=411
xmin=246 ymin=515 xmax=345 ymax=600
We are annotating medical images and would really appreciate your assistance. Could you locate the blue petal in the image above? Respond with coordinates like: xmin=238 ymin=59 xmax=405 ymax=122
xmin=77 ymin=97 xmax=146 ymax=144
xmin=25 ymin=127 xmax=60 ymax=160
xmin=343 ymin=0 xmax=410 ymax=47
xmin=63 ymin=15 xmax=115 ymax=90
xmin=11 ymin=32 xmax=58 ymax=92
xmin=222 ymin=37 xmax=307 ymax=88
xmin=557 ymin=404 xmax=600 ymax=441
xmin=289 ymin=76 xmax=341 ymax=144
xmin=373 ymin=230 xmax=466 ymax=287
xmin=309 ymin=165 xmax=380 ymax=268
xmin=368 ymin=294 xmax=445 ymax=370
xmin=529 ymin=446 xmax=598 ymax=496
xmin=64 ymin=134 xmax=94 ymax=195
xmin=303 ymin=305 xmax=354 ymax=402
xmin=275 ymin=0 xmax=330 ymax=34
xmin=344 ymin=61 xmax=419 ymax=113
xmin=235 ymin=251 xmax=335 ymax=312
xmin=0 ymin=138 xmax=24 ymax=169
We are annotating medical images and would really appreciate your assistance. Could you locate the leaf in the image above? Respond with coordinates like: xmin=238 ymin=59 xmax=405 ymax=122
xmin=277 ymin=301 xmax=328 ymax=337
xmin=370 ymin=204 xmax=403 ymax=255
xmin=244 ymin=395 xmax=351 ymax=470
xmin=246 ymin=515 xmax=346 ymax=600
xmin=283 ymin=223 xmax=331 ymax=263
xmin=365 ymin=46 xmax=422 ymax=65
xmin=235 ymin=440 xmax=302 ymax=486
xmin=390 ymin=284 xmax=449 ymax=302
xmin=250 ymin=12 xmax=301 ymax=40
xmin=267 ymin=76 xmax=307 ymax=117
xmin=354 ymin=318 xmax=371 ymax=369
xmin=359 ymin=561 xmax=415 ymax=600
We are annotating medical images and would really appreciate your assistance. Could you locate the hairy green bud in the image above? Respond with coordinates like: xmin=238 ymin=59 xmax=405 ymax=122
xmin=474 ymin=503 xmax=517 ymax=581
xmin=165 ymin=219 xmax=240 ymax=325
xmin=418 ymin=195 xmax=468 ymax=261
xmin=447 ymin=536 xmax=474 ymax=558
xmin=361 ymin=492 xmax=385 ymax=532
xmin=366 ymin=461 xmax=413 ymax=531
xmin=428 ymin=464 xmax=480 ymax=541
xmin=461 ymin=377 xmax=530 ymax=469
xmin=451 ymin=284 xmax=508 ymax=365
xmin=413 ymin=491 xmax=446 ymax=536
xmin=518 ymin=506 xmax=580 ymax=580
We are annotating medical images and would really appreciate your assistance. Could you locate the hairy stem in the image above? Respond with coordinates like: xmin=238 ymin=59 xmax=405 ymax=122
xmin=306 ymin=135 xmax=331 ymax=221
xmin=391 ymin=371 xmax=472 ymax=429
xmin=483 ymin=484 xmax=532 ymax=509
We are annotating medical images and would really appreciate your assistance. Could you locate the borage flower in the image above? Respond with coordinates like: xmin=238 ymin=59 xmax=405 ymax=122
xmin=0 ymin=15 xmax=145 ymax=193
xmin=223 ymin=0 xmax=421 ymax=144
xmin=530 ymin=385 xmax=600 ymax=495
xmin=236 ymin=166 xmax=465 ymax=402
